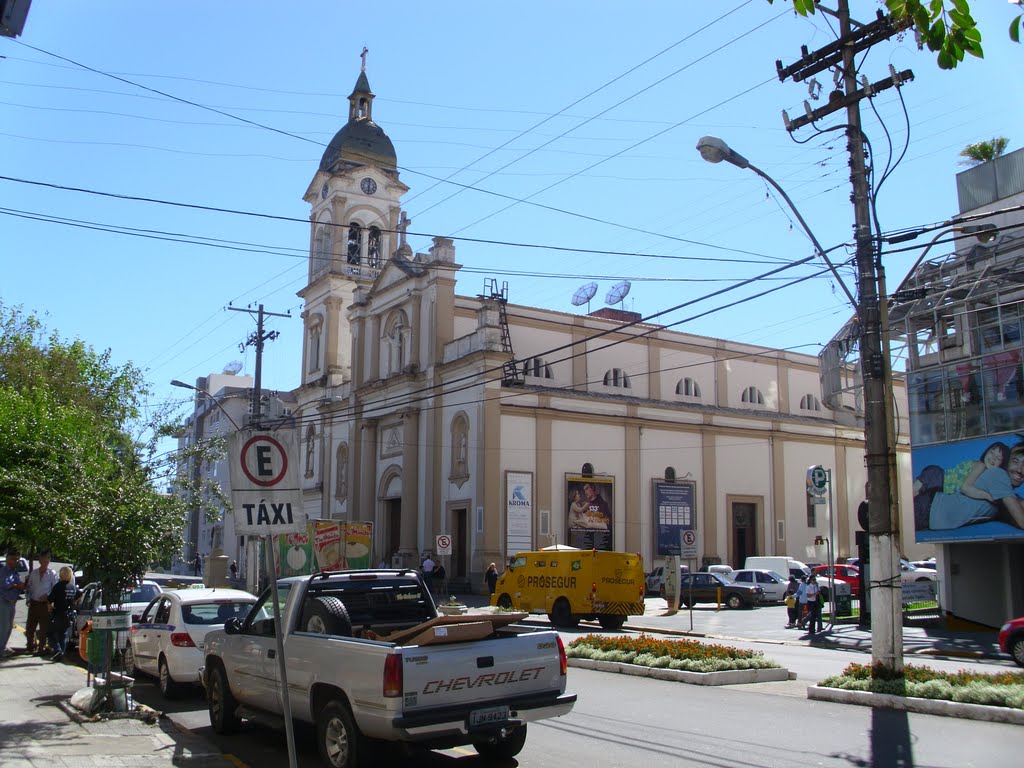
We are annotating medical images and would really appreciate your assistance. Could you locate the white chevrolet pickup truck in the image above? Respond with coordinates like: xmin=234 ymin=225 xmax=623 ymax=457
xmin=201 ymin=569 xmax=576 ymax=768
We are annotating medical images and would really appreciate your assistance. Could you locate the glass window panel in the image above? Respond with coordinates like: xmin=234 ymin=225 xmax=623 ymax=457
xmin=945 ymin=362 xmax=985 ymax=440
xmin=908 ymin=370 xmax=946 ymax=445
xmin=982 ymin=350 xmax=1024 ymax=434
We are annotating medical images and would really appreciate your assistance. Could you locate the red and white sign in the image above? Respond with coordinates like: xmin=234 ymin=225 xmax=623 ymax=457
xmin=435 ymin=534 xmax=452 ymax=556
xmin=228 ymin=430 xmax=306 ymax=536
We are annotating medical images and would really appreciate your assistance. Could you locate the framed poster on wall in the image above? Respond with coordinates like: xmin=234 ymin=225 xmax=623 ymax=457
xmin=653 ymin=479 xmax=696 ymax=556
xmin=566 ymin=474 xmax=613 ymax=550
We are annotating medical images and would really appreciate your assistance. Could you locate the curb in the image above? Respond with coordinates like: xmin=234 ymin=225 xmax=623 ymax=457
xmin=807 ymin=685 xmax=1024 ymax=724
xmin=568 ymin=658 xmax=792 ymax=686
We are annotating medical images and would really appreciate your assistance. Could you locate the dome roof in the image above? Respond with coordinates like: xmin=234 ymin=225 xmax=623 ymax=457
xmin=319 ymin=69 xmax=396 ymax=172
xmin=319 ymin=118 xmax=397 ymax=172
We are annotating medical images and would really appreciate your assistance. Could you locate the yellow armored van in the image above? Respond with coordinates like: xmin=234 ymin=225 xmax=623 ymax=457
xmin=490 ymin=546 xmax=645 ymax=629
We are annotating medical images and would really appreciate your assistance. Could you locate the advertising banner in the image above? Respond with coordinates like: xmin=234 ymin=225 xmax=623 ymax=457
xmin=566 ymin=474 xmax=613 ymax=550
xmin=912 ymin=434 xmax=1024 ymax=543
xmin=653 ymin=480 xmax=696 ymax=556
xmin=506 ymin=471 xmax=533 ymax=555
xmin=270 ymin=520 xmax=375 ymax=575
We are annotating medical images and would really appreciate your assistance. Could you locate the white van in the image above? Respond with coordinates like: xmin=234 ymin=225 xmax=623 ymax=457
xmin=743 ymin=556 xmax=811 ymax=581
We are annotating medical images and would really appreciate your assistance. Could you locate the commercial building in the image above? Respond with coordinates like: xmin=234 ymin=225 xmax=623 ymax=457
xmin=892 ymin=146 xmax=1024 ymax=627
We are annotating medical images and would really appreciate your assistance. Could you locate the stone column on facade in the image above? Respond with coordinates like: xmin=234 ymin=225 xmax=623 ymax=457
xmin=408 ymin=293 xmax=422 ymax=372
xmin=367 ymin=314 xmax=381 ymax=383
xmin=351 ymin=312 xmax=366 ymax=387
xmin=701 ymin=431 xmax=718 ymax=565
xmin=359 ymin=418 xmax=378 ymax=522
xmin=400 ymin=409 xmax=420 ymax=556
xmin=323 ymin=295 xmax=347 ymax=379
xmin=625 ymin=416 xmax=642 ymax=553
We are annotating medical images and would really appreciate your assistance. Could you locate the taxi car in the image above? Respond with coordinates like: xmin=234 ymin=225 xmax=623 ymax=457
xmin=126 ymin=588 xmax=256 ymax=697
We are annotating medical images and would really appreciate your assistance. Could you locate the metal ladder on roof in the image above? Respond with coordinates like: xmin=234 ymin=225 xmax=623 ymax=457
xmin=484 ymin=278 xmax=520 ymax=386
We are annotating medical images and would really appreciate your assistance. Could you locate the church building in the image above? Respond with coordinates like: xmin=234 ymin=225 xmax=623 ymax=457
xmin=289 ymin=65 xmax=919 ymax=591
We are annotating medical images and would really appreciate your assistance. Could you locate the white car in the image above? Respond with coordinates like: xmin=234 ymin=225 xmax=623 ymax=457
xmin=729 ymin=569 xmax=788 ymax=602
xmin=72 ymin=580 xmax=163 ymax=648
xmin=126 ymin=588 xmax=257 ymax=697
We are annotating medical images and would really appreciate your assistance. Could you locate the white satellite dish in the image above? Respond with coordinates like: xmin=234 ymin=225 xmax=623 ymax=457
xmin=605 ymin=280 xmax=631 ymax=306
xmin=223 ymin=360 xmax=244 ymax=375
xmin=571 ymin=281 xmax=599 ymax=309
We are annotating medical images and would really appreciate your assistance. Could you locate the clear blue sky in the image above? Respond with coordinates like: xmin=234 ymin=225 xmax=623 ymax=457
xmin=2 ymin=1 xmax=1021 ymax=434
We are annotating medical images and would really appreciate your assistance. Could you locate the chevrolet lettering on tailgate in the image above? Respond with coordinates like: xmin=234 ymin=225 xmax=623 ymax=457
xmin=422 ymin=666 xmax=546 ymax=695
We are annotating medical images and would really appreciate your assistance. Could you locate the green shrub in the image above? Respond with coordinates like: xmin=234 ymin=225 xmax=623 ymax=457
xmin=566 ymin=633 xmax=780 ymax=673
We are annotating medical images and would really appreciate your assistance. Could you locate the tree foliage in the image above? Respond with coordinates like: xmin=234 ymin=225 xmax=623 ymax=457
xmin=771 ymin=1 xmax=1022 ymax=70
xmin=958 ymin=136 xmax=1010 ymax=166
xmin=0 ymin=303 xmax=187 ymax=606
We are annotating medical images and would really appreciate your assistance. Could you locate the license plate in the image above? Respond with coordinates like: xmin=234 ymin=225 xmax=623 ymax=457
xmin=469 ymin=705 xmax=509 ymax=728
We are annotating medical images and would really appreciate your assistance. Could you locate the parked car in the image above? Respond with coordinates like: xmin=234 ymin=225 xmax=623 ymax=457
xmin=72 ymin=580 xmax=163 ymax=648
xmin=656 ymin=564 xmax=690 ymax=599
xmin=910 ymin=559 xmax=937 ymax=571
xmin=645 ymin=566 xmax=664 ymax=595
xmin=127 ymin=588 xmax=257 ymax=697
xmin=998 ymin=617 xmax=1024 ymax=667
xmin=844 ymin=559 xmax=937 ymax=586
xmin=729 ymin=569 xmax=788 ymax=602
xmin=744 ymin=556 xmax=811 ymax=581
xmin=674 ymin=572 xmax=762 ymax=609
xmin=812 ymin=564 xmax=862 ymax=598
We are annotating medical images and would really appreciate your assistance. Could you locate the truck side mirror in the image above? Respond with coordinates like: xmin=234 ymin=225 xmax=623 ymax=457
xmin=224 ymin=618 xmax=242 ymax=635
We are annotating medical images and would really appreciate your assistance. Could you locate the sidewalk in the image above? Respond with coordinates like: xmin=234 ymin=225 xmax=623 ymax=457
xmin=0 ymin=601 xmax=236 ymax=768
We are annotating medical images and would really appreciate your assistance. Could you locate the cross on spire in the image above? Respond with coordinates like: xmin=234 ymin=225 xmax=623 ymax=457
xmin=398 ymin=211 xmax=412 ymax=247
xmin=360 ymin=47 xmax=368 ymax=72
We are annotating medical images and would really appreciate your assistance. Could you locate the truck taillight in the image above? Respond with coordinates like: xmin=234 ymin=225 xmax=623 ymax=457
xmin=170 ymin=632 xmax=195 ymax=648
xmin=556 ymin=635 xmax=567 ymax=676
xmin=383 ymin=653 xmax=402 ymax=698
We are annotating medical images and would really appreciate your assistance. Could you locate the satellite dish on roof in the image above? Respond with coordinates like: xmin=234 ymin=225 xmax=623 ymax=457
xmin=571 ymin=281 xmax=598 ymax=308
xmin=223 ymin=360 xmax=243 ymax=375
xmin=605 ymin=280 xmax=631 ymax=306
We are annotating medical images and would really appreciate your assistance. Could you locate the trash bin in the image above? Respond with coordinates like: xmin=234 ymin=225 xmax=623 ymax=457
xmin=836 ymin=593 xmax=852 ymax=616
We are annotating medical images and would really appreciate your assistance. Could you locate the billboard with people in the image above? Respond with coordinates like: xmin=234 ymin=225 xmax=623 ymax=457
xmin=566 ymin=475 xmax=613 ymax=550
xmin=912 ymin=434 xmax=1024 ymax=543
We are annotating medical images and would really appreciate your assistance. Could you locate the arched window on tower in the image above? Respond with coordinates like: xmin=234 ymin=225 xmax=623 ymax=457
xmin=313 ymin=225 xmax=331 ymax=276
xmin=800 ymin=393 xmax=822 ymax=412
xmin=358 ymin=97 xmax=368 ymax=119
xmin=307 ymin=315 xmax=323 ymax=374
xmin=522 ymin=357 xmax=553 ymax=379
xmin=367 ymin=227 xmax=382 ymax=268
xmin=347 ymin=223 xmax=362 ymax=264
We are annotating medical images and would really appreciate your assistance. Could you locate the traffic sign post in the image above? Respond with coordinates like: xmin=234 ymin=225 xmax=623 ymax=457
xmin=435 ymin=534 xmax=452 ymax=556
xmin=227 ymin=429 xmax=303 ymax=768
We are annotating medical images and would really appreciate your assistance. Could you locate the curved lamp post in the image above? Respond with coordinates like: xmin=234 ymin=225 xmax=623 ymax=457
xmin=696 ymin=136 xmax=859 ymax=312
xmin=170 ymin=379 xmax=242 ymax=430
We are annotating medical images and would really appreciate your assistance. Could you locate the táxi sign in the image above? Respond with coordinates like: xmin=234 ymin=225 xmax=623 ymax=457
xmin=228 ymin=430 xmax=306 ymax=536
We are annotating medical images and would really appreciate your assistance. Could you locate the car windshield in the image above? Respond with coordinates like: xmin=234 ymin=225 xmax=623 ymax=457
xmin=768 ymin=572 xmax=785 ymax=582
xmin=122 ymin=584 xmax=160 ymax=604
xmin=182 ymin=601 xmax=254 ymax=625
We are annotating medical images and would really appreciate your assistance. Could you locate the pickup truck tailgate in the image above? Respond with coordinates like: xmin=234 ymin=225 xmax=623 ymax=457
xmin=399 ymin=631 xmax=563 ymax=713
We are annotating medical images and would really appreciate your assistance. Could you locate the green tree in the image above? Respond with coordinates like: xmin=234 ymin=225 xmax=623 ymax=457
xmin=772 ymin=1 xmax=1022 ymax=70
xmin=0 ymin=303 xmax=187 ymax=606
xmin=958 ymin=136 xmax=1010 ymax=166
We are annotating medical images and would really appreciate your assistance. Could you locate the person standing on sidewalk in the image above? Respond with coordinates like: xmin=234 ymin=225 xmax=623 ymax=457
xmin=795 ymin=576 xmax=809 ymax=629
xmin=47 ymin=566 xmax=78 ymax=662
xmin=1 ymin=550 xmax=28 ymax=657
xmin=804 ymin=573 xmax=823 ymax=635
xmin=25 ymin=550 xmax=58 ymax=655
xmin=783 ymin=575 xmax=800 ymax=628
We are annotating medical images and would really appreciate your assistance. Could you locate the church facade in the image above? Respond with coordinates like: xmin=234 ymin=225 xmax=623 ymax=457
xmin=289 ymin=67 xmax=919 ymax=589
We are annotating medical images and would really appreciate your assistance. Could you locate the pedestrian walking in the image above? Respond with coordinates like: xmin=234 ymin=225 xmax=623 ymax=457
xmin=804 ymin=573 xmax=823 ymax=635
xmin=1 ymin=550 xmax=27 ymax=657
xmin=484 ymin=562 xmax=499 ymax=596
xmin=47 ymin=567 xmax=78 ymax=662
xmin=783 ymin=575 xmax=800 ymax=628
xmin=421 ymin=554 xmax=436 ymax=594
xmin=25 ymin=549 xmax=58 ymax=655
xmin=229 ymin=560 xmax=238 ymax=581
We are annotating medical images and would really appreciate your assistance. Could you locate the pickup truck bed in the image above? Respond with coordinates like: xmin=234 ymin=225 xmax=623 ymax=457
xmin=202 ymin=570 xmax=576 ymax=768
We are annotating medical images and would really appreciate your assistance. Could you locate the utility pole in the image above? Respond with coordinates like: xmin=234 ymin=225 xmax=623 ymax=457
xmin=776 ymin=1 xmax=912 ymax=674
xmin=229 ymin=303 xmax=291 ymax=427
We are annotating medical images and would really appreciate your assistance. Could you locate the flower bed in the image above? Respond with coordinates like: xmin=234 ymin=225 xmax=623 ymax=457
xmin=819 ymin=662 xmax=1024 ymax=710
xmin=567 ymin=633 xmax=780 ymax=674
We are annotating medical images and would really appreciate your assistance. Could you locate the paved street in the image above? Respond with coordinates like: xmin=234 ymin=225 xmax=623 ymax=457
xmin=2 ymin=594 xmax=1020 ymax=767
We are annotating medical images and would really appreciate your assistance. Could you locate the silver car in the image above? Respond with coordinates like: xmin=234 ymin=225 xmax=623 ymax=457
xmin=729 ymin=569 xmax=788 ymax=602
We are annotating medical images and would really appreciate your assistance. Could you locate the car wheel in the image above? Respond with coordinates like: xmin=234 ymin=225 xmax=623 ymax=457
xmin=1011 ymin=636 xmax=1024 ymax=668
xmin=598 ymin=615 xmax=626 ymax=631
xmin=159 ymin=656 xmax=181 ymax=698
xmin=726 ymin=593 xmax=743 ymax=610
xmin=680 ymin=599 xmax=692 ymax=609
xmin=318 ymin=698 xmax=371 ymax=768
xmin=496 ymin=593 xmax=514 ymax=610
xmin=207 ymin=663 xmax=240 ymax=733
xmin=302 ymin=596 xmax=353 ymax=637
xmin=548 ymin=598 xmax=578 ymax=628
xmin=474 ymin=724 xmax=528 ymax=760
xmin=123 ymin=645 xmax=138 ymax=677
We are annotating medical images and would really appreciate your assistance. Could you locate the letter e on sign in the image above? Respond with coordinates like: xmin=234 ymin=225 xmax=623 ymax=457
xmin=242 ymin=435 xmax=288 ymax=487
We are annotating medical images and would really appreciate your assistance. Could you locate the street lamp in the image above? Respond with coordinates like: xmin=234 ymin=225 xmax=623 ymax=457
xmin=696 ymin=136 xmax=858 ymax=311
xmin=170 ymin=379 xmax=242 ymax=430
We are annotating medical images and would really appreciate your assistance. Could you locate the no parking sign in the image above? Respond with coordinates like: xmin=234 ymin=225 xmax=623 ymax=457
xmin=435 ymin=534 xmax=452 ymax=556
xmin=228 ymin=430 xmax=307 ymax=536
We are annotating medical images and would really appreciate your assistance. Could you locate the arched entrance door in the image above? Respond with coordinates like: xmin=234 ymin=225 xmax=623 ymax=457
xmin=380 ymin=470 xmax=402 ymax=564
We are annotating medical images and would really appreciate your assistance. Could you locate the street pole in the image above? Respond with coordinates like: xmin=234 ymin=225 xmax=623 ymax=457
xmin=228 ymin=303 xmax=290 ymax=427
xmin=838 ymin=0 xmax=902 ymax=673
xmin=264 ymin=535 xmax=299 ymax=768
